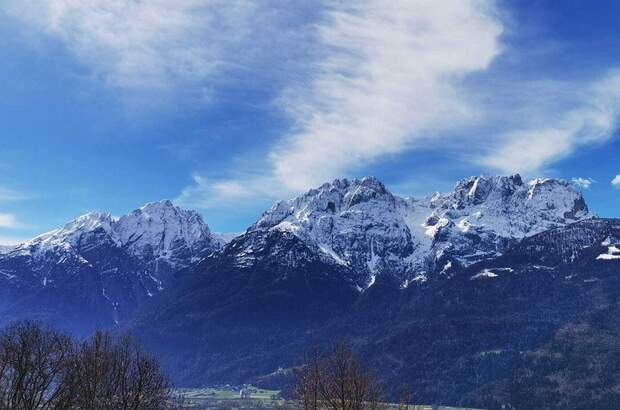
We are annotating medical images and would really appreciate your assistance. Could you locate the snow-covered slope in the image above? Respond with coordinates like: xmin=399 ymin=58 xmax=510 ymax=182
xmin=0 ymin=200 xmax=222 ymax=330
xmin=247 ymin=175 xmax=593 ymax=288
xmin=249 ymin=177 xmax=417 ymax=289
xmin=415 ymin=175 xmax=592 ymax=277
xmin=14 ymin=200 xmax=220 ymax=270
xmin=0 ymin=245 xmax=14 ymax=254
xmin=426 ymin=175 xmax=590 ymax=239
xmin=114 ymin=200 xmax=220 ymax=266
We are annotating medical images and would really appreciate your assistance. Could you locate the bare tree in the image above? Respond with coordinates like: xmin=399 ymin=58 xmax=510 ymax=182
xmin=295 ymin=351 xmax=321 ymax=410
xmin=397 ymin=385 xmax=424 ymax=410
xmin=295 ymin=342 xmax=384 ymax=410
xmin=0 ymin=321 xmax=73 ymax=410
xmin=397 ymin=385 xmax=412 ymax=410
xmin=66 ymin=331 xmax=171 ymax=410
xmin=0 ymin=322 xmax=174 ymax=410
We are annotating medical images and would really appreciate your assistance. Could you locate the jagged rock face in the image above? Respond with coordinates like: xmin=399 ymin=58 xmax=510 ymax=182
xmin=419 ymin=175 xmax=593 ymax=276
xmin=0 ymin=200 xmax=223 ymax=332
xmin=115 ymin=201 xmax=218 ymax=268
xmin=246 ymin=175 xmax=593 ymax=288
xmin=429 ymin=175 xmax=591 ymax=238
xmin=501 ymin=218 xmax=620 ymax=268
xmin=249 ymin=177 xmax=417 ymax=289
xmin=449 ymin=218 xmax=620 ymax=287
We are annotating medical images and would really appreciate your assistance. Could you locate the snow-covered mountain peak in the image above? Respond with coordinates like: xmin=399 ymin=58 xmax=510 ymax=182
xmin=241 ymin=174 xmax=594 ymax=288
xmin=2 ymin=176 xmax=595 ymax=296
xmin=252 ymin=176 xmax=396 ymax=232
xmin=0 ymin=200 xmax=227 ymax=325
xmin=13 ymin=200 xmax=220 ymax=265
xmin=18 ymin=211 xmax=115 ymax=253
xmin=426 ymin=174 xmax=592 ymax=239
xmin=252 ymin=174 xmax=590 ymax=243
xmin=63 ymin=212 xmax=115 ymax=233
xmin=451 ymin=174 xmax=524 ymax=207
xmin=245 ymin=177 xmax=416 ymax=286
xmin=136 ymin=199 xmax=179 ymax=215
xmin=114 ymin=199 xmax=215 ymax=260
xmin=344 ymin=176 xmax=392 ymax=208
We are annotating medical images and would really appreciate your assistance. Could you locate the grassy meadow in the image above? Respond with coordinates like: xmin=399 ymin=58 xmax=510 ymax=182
xmin=174 ymin=386 xmax=484 ymax=410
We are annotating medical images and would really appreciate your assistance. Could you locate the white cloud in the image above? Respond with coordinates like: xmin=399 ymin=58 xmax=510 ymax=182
xmin=2 ymin=0 xmax=259 ymax=94
xmin=572 ymin=177 xmax=594 ymax=189
xmin=185 ymin=0 xmax=504 ymax=201
xmin=270 ymin=0 xmax=503 ymax=191
xmin=0 ymin=213 xmax=22 ymax=229
xmin=612 ymin=175 xmax=620 ymax=188
xmin=175 ymin=174 xmax=278 ymax=209
xmin=11 ymin=1 xmax=615 ymax=205
xmin=169 ymin=0 xmax=620 ymax=211
xmin=479 ymin=72 xmax=620 ymax=174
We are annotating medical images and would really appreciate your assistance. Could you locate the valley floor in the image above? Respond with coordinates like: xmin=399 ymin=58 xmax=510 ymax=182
xmin=174 ymin=387 xmax=485 ymax=410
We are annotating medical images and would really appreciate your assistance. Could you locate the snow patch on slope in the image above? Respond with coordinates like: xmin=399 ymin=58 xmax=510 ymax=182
xmin=597 ymin=245 xmax=620 ymax=260
xmin=471 ymin=267 xmax=513 ymax=280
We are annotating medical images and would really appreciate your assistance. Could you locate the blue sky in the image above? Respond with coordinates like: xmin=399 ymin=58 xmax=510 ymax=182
xmin=0 ymin=0 xmax=619 ymax=243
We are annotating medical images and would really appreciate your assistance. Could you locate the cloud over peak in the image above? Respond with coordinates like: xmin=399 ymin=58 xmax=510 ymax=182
xmin=271 ymin=0 xmax=503 ymax=191
xmin=479 ymin=72 xmax=620 ymax=175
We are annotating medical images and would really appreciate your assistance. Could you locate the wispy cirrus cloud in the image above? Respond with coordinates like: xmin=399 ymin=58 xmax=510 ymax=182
xmin=479 ymin=72 xmax=620 ymax=174
xmin=172 ymin=0 xmax=620 ymax=212
xmin=2 ymin=0 xmax=261 ymax=97
xmin=271 ymin=0 xmax=503 ymax=191
xmin=8 ymin=1 xmax=618 ymax=208
xmin=178 ymin=0 xmax=505 ymax=205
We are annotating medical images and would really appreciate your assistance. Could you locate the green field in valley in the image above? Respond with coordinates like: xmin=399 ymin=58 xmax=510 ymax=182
xmin=175 ymin=385 xmax=285 ymax=409
xmin=174 ymin=386 xmax=484 ymax=410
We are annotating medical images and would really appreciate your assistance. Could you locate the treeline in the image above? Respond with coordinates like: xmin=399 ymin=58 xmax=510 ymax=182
xmin=0 ymin=321 xmax=174 ymax=410
xmin=0 ymin=321 xmax=421 ymax=410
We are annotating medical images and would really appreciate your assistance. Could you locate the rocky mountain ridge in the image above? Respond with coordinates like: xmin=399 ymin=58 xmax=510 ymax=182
xmin=0 ymin=174 xmax=591 ymax=331
xmin=246 ymin=174 xmax=592 ymax=289
xmin=0 ymin=200 xmax=226 ymax=332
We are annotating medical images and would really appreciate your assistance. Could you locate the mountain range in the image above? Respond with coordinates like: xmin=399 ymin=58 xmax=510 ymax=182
xmin=1 ymin=174 xmax=618 ymax=409
xmin=0 ymin=200 xmax=225 ymax=333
